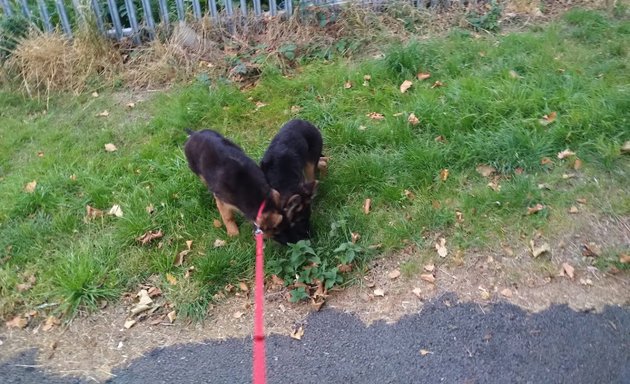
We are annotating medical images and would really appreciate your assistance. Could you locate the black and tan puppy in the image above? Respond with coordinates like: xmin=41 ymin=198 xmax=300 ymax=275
xmin=260 ymin=119 xmax=328 ymax=244
xmin=184 ymin=129 xmax=283 ymax=238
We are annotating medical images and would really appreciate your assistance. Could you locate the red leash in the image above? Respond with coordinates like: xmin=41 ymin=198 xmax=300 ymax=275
xmin=253 ymin=201 xmax=267 ymax=384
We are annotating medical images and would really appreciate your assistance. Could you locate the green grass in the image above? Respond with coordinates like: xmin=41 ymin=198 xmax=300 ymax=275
xmin=1 ymin=9 xmax=629 ymax=320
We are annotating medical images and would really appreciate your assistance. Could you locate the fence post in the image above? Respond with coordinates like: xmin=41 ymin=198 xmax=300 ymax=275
xmin=18 ymin=0 xmax=32 ymax=20
xmin=175 ymin=0 xmax=185 ymax=22
xmin=270 ymin=0 xmax=277 ymax=16
xmin=124 ymin=0 xmax=141 ymax=44
xmin=107 ymin=0 xmax=124 ymax=40
xmin=240 ymin=0 xmax=247 ymax=18
xmin=140 ymin=0 xmax=156 ymax=38
xmin=91 ymin=0 xmax=105 ymax=33
xmin=157 ymin=0 xmax=170 ymax=29
xmin=192 ymin=0 xmax=202 ymax=20
xmin=208 ymin=0 xmax=219 ymax=22
xmin=1 ymin=0 xmax=13 ymax=17
xmin=285 ymin=0 xmax=293 ymax=19
xmin=36 ymin=0 xmax=52 ymax=32
xmin=55 ymin=0 xmax=73 ymax=38
xmin=253 ymin=0 xmax=261 ymax=16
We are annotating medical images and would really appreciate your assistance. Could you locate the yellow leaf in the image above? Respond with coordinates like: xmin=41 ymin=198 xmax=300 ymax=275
xmin=439 ymin=169 xmax=449 ymax=181
xmin=24 ymin=180 xmax=37 ymax=193
xmin=417 ymin=72 xmax=431 ymax=80
xmin=407 ymin=113 xmax=420 ymax=126
xmin=400 ymin=80 xmax=413 ymax=93
xmin=166 ymin=273 xmax=177 ymax=285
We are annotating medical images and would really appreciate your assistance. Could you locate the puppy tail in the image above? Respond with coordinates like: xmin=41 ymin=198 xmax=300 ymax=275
xmin=184 ymin=128 xmax=195 ymax=136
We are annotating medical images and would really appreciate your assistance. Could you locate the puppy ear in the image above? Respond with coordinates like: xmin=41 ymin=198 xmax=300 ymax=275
xmin=269 ymin=189 xmax=281 ymax=207
xmin=285 ymin=194 xmax=303 ymax=221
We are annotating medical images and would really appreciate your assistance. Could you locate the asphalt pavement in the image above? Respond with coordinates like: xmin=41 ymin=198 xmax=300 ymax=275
xmin=2 ymin=293 xmax=629 ymax=384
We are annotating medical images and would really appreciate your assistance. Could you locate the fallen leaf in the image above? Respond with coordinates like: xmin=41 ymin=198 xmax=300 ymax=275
xmin=214 ymin=239 xmax=227 ymax=248
xmin=213 ymin=219 xmax=222 ymax=228
xmin=37 ymin=151 xmax=44 ymax=157
xmin=420 ymin=274 xmax=436 ymax=284
xmin=400 ymin=80 xmax=413 ymax=93
xmin=439 ymin=169 xmax=449 ymax=182
xmin=500 ymin=288 xmax=513 ymax=298
xmin=557 ymin=149 xmax=576 ymax=159
xmin=619 ymin=254 xmax=630 ymax=264
xmin=540 ymin=111 xmax=557 ymax=125
xmin=367 ymin=112 xmax=384 ymax=120
xmin=85 ymin=205 xmax=104 ymax=221
xmin=579 ymin=278 xmax=593 ymax=286
xmin=509 ymin=70 xmax=521 ymax=79
xmin=239 ymin=282 xmax=249 ymax=292
xmin=147 ymin=286 xmax=162 ymax=298
xmin=576 ymin=198 xmax=587 ymax=204
xmin=419 ymin=349 xmax=432 ymax=356
xmin=540 ymin=157 xmax=553 ymax=166
xmin=42 ymin=316 xmax=60 ymax=332
xmin=166 ymin=273 xmax=177 ymax=285
xmin=561 ymin=262 xmax=575 ymax=279
xmin=104 ymin=143 xmax=117 ymax=152
xmin=487 ymin=180 xmax=501 ymax=192
xmin=290 ymin=325 xmax=305 ymax=340
xmin=363 ymin=198 xmax=371 ymax=214
xmin=412 ymin=287 xmax=422 ymax=298
xmin=407 ymin=113 xmax=420 ymax=126
xmin=16 ymin=282 xmax=32 ymax=292
xmin=311 ymin=298 xmax=325 ymax=311
xmin=290 ymin=105 xmax=302 ymax=113
xmin=430 ymin=80 xmax=444 ymax=88
xmin=480 ymin=290 xmax=491 ymax=300
xmin=69 ymin=174 xmax=77 ymax=181
xmin=24 ymin=180 xmax=37 ymax=193
xmin=530 ymin=240 xmax=551 ymax=258
xmin=573 ymin=158 xmax=583 ymax=170
xmin=224 ymin=284 xmax=234 ymax=293
xmin=108 ymin=204 xmax=123 ymax=218
xmin=455 ymin=210 xmax=464 ymax=223
xmin=126 ymin=102 xmax=135 ymax=109
xmin=373 ymin=288 xmax=385 ymax=297
xmin=621 ymin=141 xmax=630 ymax=154
xmin=351 ymin=232 xmax=361 ymax=244
xmin=404 ymin=189 xmax=415 ymax=200
xmin=6 ymin=315 xmax=28 ymax=329
xmin=123 ymin=319 xmax=136 ymax=329
xmin=562 ymin=173 xmax=576 ymax=179
xmin=417 ymin=72 xmax=431 ymax=80
xmin=97 ymin=110 xmax=110 ymax=117
xmin=254 ymin=101 xmax=267 ymax=110
xmin=358 ymin=125 xmax=367 ymax=131
xmin=527 ymin=204 xmax=545 ymax=215
xmin=581 ymin=243 xmax=601 ymax=257
xmin=174 ymin=249 xmax=190 ymax=267
xmin=136 ymin=230 xmax=163 ymax=245
xmin=233 ymin=311 xmax=244 ymax=319
xmin=569 ymin=206 xmax=579 ymax=214
xmin=92 ymin=91 xmax=99 ymax=97
xmin=424 ymin=264 xmax=435 ymax=273
xmin=344 ymin=81 xmax=353 ymax=89
xmin=435 ymin=238 xmax=448 ymax=258
xmin=434 ymin=135 xmax=446 ymax=143
xmin=388 ymin=269 xmax=401 ymax=280
xmin=338 ymin=264 xmax=352 ymax=273
xmin=515 ymin=167 xmax=524 ymax=175
xmin=145 ymin=204 xmax=155 ymax=214
xmin=476 ymin=164 xmax=496 ymax=177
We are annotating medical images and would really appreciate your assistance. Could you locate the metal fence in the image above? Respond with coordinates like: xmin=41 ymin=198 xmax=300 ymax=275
xmin=0 ymin=0 xmax=478 ymax=42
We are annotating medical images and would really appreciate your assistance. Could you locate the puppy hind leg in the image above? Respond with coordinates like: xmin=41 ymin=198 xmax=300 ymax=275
xmin=214 ymin=195 xmax=239 ymax=237
xmin=317 ymin=156 xmax=328 ymax=178
xmin=304 ymin=162 xmax=316 ymax=182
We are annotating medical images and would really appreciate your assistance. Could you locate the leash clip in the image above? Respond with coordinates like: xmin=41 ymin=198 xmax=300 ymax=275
xmin=254 ymin=224 xmax=263 ymax=236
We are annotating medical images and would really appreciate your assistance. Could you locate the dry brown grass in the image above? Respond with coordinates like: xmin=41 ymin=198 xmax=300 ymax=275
xmin=5 ymin=27 xmax=122 ymax=97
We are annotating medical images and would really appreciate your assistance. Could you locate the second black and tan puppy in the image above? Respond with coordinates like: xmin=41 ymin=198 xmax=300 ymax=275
xmin=184 ymin=129 xmax=284 ymax=238
xmin=260 ymin=119 xmax=328 ymax=244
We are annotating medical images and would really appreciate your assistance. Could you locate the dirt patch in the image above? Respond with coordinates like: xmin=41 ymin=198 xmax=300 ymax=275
xmin=1 ymin=210 xmax=627 ymax=382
